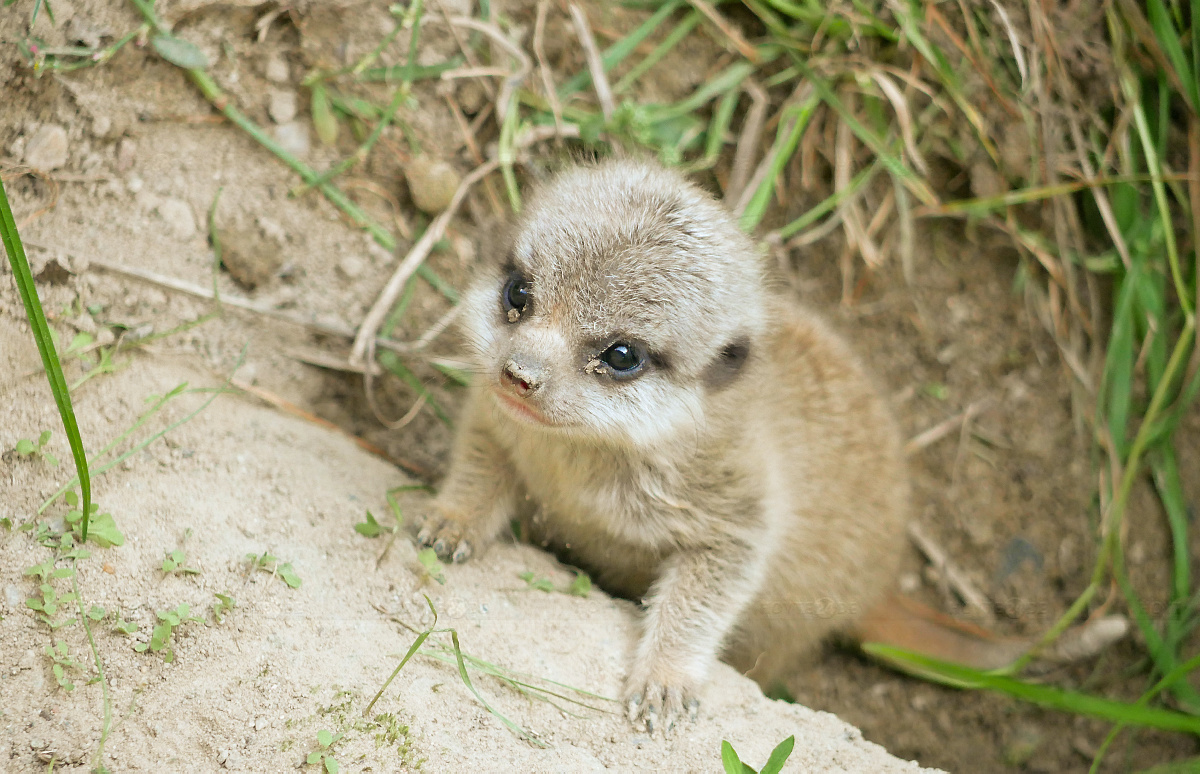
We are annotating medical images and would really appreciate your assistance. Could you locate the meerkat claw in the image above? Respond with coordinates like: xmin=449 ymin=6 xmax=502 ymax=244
xmin=644 ymin=706 xmax=659 ymax=735
xmin=626 ymin=694 xmax=643 ymax=724
xmin=451 ymin=541 xmax=473 ymax=563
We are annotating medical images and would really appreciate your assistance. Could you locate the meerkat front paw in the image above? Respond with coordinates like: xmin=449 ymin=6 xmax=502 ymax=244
xmin=623 ymin=676 xmax=700 ymax=735
xmin=415 ymin=510 xmax=478 ymax=563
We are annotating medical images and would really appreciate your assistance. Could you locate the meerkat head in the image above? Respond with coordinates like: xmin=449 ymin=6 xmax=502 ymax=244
xmin=460 ymin=160 xmax=768 ymax=449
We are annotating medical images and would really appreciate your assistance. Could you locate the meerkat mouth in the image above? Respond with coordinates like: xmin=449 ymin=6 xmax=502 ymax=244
xmin=492 ymin=388 xmax=552 ymax=425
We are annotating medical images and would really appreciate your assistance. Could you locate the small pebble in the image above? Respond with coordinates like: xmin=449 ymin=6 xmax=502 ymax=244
xmin=273 ymin=122 xmax=309 ymax=158
xmin=158 ymin=198 xmax=197 ymax=240
xmin=253 ymin=716 xmax=269 ymax=732
xmin=4 ymin=585 xmax=21 ymax=609
xmin=267 ymin=90 xmax=297 ymax=124
xmin=405 ymin=157 xmax=460 ymax=214
xmin=337 ymin=256 xmax=365 ymax=280
xmin=256 ymin=216 xmax=287 ymax=245
xmin=218 ymin=228 xmax=281 ymax=290
xmin=91 ymin=114 xmax=112 ymax=138
xmin=264 ymin=54 xmax=289 ymax=83
xmin=24 ymin=125 xmax=69 ymax=170
xmin=116 ymin=138 xmax=137 ymax=172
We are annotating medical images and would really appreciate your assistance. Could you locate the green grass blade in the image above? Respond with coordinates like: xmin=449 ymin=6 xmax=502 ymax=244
xmin=613 ymin=10 xmax=700 ymax=94
xmin=1113 ymin=545 xmax=1200 ymax=713
xmin=759 ymin=734 xmax=795 ymax=774
xmin=450 ymin=630 xmax=547 ymax=747
xmin=740 ymin=90 xmax=821 ymax=232
xmin=363 ymin=629 xmax=431 ymax=717
xmin=378 ymin=350 xmax=451 ymax=426
xmin=1151 ymin=447 xmax=1192 ymax=654
xmin=0 ymin=177 xmax=93 ymax=538
xmin=787 ymin=55 xmax=937 ymax=206
xmin=721 ymin=740 xmax=746 ymax=774
xmin=1144 ymin=0 xmax=1200 ymax=112
xmin=1101 ymin=268 xmax=1139 ymax=457
xmin=558 ymin=0 xmax=683 ymax=99
xmin=865 ymin=645 xmax=1200 ymax=734
xmin=776 ymin=160 xmax=881 ymax=239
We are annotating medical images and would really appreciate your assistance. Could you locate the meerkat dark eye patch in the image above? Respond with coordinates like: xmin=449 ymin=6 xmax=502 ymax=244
xmin=703 ymin=337 xmax=751 ymax=390
xmin=501 ymin=271 xmax=532 ymax=322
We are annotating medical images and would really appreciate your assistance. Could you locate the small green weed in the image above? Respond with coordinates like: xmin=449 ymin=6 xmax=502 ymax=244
xmin=62 ymin=491 xmax=124 ymax=548
xmin=161 ymin=549 xmax=199 ymax=575
xmin=518 ymin=570 xmax=591 ymax=598
xmin=44 ymin=640 xmax=83 ymax=692
xmin=416 ymin=548 xmax=444 ymax=585
xmin=14 ymin=429 xmax=58 ymax=466
xmin=111 ymin=612 xmax=137 ymax=636
xmin=355 ymin=510 xmax=396 ymax=538
xmin=306 ymin=729 xmax=343 ymax=773
xmin=24 ymin=558 xmax=78 ymax=629
xmin=721 ymin=735 xmax=795 ymax=774
xmin=133 ymin=603 xmax=203 ymax=662
xmin=212 ymin=592 xmax=236 ymax=624
xmin=245 ymin=552 xmax=302 ymax=588
xmin=518 ymin=571 xmax=554 ymax=592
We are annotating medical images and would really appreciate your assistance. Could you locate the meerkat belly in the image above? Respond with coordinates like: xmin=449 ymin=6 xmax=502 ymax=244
xmin=501 ymin=433 xmax=680 ymax=598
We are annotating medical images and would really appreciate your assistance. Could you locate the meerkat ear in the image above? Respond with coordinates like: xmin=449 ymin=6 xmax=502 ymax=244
xmin=702 ymin=337 xmax=751 ymax=390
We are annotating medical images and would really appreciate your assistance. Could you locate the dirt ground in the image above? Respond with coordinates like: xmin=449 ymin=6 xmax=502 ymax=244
xmin=2 ymin=1 xmax=1198 ymax=772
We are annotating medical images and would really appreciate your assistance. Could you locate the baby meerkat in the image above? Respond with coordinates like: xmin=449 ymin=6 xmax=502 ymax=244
xmin=416 ymin=159 xmax=909 ymax=731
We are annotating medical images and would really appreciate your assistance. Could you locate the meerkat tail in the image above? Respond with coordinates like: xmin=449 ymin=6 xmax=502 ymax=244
xmin=852 ymin=592 xmax=1128 ymax=673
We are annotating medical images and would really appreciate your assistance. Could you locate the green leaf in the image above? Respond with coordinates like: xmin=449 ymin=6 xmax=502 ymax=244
xmin=759 ymin=735 xmax=795 ymax=774
xmin=519 ymin=571 xmax=554 ymax=592
xmin=307 ymin=752 xmax=322 ymax=764
xmin=87 ymin=605 xmax=105 ymax=620
xmin=568 ymin=572 xmax=591 ymax=598
xmin=15 ymin=439 xmax=34 ymax=455
xmin=311 ymin=84 xmax=339 ymax=146
xmin=317 ymin=729 xmax=333 ymax=748
xmin=37 ymin=429 xmax=51 ymax=445
xmin=354 ymin=511 xmax=383 ymax=538
xmin=417 ymin=547 xmax=446 ymax=584
xmin=721 ymin=740 xmax=748 ymax=774
xmin=151 ymin=34 xmax=209 ymax=70
xmin=43 ymin=452 xmax=58 ymax=467
xmin=324 ymin=757 xmax=339 ymax=774
xmin=66 ymin=332 xmax=92 ymax=354
xmin=278 ymin=562 xmax=302 ymax=589
xmin=84 ymin=512 xmax=124 ymax=547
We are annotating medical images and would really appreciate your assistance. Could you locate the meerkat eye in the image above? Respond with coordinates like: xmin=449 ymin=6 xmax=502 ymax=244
xmin=501 ymin=272 xmax=532 ymax=322
xmin=600 ymin=342 xmax=645 ymax=375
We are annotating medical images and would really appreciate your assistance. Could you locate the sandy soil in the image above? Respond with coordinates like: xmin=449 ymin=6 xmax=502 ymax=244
xmin=2 ymin=1 xmax=1198 ymax=772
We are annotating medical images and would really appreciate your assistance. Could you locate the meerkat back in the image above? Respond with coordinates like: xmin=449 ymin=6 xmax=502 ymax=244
xmin=723 ymin=301 xmax=909 ymax=684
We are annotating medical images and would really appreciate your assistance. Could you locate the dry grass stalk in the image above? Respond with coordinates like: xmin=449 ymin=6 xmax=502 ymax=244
xmin=568 ymin=3 xmax=615 ymax=121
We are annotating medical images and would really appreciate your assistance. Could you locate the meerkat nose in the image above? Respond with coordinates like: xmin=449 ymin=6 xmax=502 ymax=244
xmin=501 ymin=358 xmax=542 ymax=397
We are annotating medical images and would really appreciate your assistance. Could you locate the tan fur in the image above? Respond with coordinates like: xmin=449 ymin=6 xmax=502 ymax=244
xmin=417 ymin=160 xmax=908 ymax=731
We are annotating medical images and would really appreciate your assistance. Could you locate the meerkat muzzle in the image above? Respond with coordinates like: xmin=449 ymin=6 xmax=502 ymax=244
xmin=500 ymin=358 xmax=543 ymax=397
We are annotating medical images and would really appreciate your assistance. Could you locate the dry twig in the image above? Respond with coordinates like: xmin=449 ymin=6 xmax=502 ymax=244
xmin=907 ymin=522 xmax=995 ymax=623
